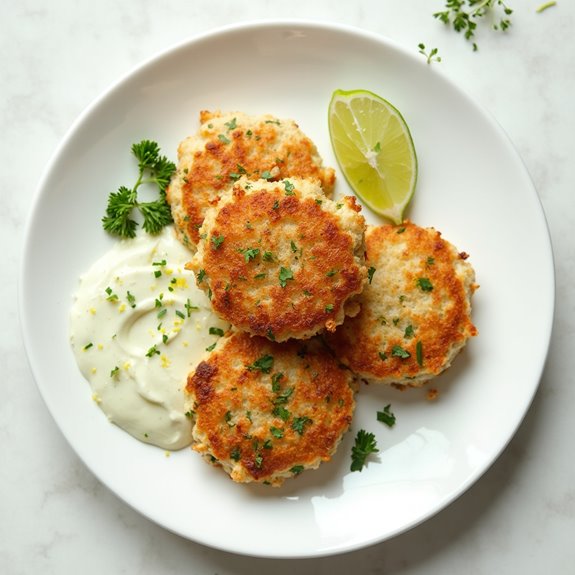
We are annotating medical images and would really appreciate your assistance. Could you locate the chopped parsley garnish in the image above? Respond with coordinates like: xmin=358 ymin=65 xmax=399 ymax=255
xmin=279 ymin=266 xmax=294 ymax=287
xmin=262 ymin=251 xmax=275 ymax=262
xmin=325 ymin=304 xmax=334 ymax=312
xmin=157 ymin=308 xmax=167 ymax=319
xmin=271 ymin=372 xmax=284 ymax=392
xmin=367 ymin=266 xmax=376 ymax=284
xmin=110 ymin=366 xmax=120 ymax=378
xmin=230 ymin=447 xmax=241 ymax=462
xmin=145 ymin=345 xmax=160 ymax=358
xmin=291 ymin=416 xmax=312 ymax=436
xmin=105 ymin=287 xmax=119 ymax=302
xmin=290 ymin=465 xmax=305 ymax=475
xmin=224 ymin=117 xmax=237 ymax=131
xmin=126 ymin=291 xmax=136 ymax=308
xmin=283 ymin=179 xmax=295 ymax=195
xmin=102 ymin=140 xmax=175 ymax=238
xmin=392 ymin=345 xmax=411 ymax=359
xmin=240 ymin=247 xmax=260 ymax=262
xmin=404 ymin=324 xmax=415 ymax=339
xmin=290 ymin=240 xmax=298 ymax=253
xmin=261 ymin=170 xmax=272 ymax=180
xmin=82 ymin=343 xmax=93 ymax=351
xmin=350 ymin=430 xmax=379 ymax=472
xmin=377 ymin=404 xmax=396 ymax=427
xmin=211 ymin=234 xmax=225 ymax=249
xmin=416 ymin=277 xmax=434 ymax=292
xmin=217 ymin=134 xmax=231 ymax=144
xmin=378 ymin=352 xmax=388 ymax=361
xmin=209 ymin=327 xmax=225 ymax=337
xmin=326 ymin=269 xmax=337 ymax=277
xmin=185 ymin=299 xmax=198 ymax=316
xmin=197 ymin=269 xmax=206 ymax=283
xmin=175 ymin=310 xmax=186 ymax=320
xmin=205 ymin=342 xmax=217 ymax=352
xmin=247 ymin=354 xmax=274 ymax=374
xmin=272 ymin=387 xmax=294 ymax=405
xmin=270 ymin=426 xmax=284 ymax=439
xmin=273 ymin=406 xmax=291 ymax=421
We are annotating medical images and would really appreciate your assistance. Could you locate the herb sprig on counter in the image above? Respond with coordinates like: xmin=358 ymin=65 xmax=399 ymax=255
xmin=102 ymin=140 xmax=175 ymax=238
xmin=434 ymin=0 xmax=513 ymax=50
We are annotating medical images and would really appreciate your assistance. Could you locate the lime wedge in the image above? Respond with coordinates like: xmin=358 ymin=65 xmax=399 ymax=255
xmin=328 ymin=89 xmax=417 ymax=224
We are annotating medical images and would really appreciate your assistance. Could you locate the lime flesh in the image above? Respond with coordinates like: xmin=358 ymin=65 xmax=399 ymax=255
xmin=328 ymin=89 xmax=417 ymax=224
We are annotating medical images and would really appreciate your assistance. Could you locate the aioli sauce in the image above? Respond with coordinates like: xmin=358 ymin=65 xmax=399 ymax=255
xmin=69 ymin=227 xmax=228 ymax=450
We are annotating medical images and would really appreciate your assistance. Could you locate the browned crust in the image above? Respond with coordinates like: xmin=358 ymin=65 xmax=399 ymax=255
xmin=325 ymin=221 xmax=478 ymax=386
xmin=167 ymin=112 xmax=336 ymax=245
xmin=185 ymin=332 xmax=356 ymax=484
xmin=191 ymin=182 xmax=366 ymax=341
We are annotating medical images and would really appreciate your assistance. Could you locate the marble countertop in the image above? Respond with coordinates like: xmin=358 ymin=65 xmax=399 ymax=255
xmin=3 ymin=1 xmax=574 ymax=573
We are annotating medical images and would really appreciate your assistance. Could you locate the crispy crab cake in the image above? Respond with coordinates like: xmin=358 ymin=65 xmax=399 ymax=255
xmin=187 ymin=177 xmax=367 ymax=342
xmin=185 ymin=331 xmax=356 ymax=486
xmin=325 ymin=222 xmax=478 ymax=387
xmin=166 ymin=110 xmax=336 ymax=248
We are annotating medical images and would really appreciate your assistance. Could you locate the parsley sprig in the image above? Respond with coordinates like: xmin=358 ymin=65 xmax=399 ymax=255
xmin=102 ymin=140 xmax=175 ymax=238
xmin=434 ymin=0 xmax=513 ymax=50
xmin=350 ymin=430 xmax=379 ymax=472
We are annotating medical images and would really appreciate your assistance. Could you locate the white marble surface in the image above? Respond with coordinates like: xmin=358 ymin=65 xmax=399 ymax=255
xmin=2 ymin=0 xmax=574 ymax=573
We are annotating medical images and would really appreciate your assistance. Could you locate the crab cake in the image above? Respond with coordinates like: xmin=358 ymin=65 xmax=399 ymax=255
xmin=187 ymin=177 xmax=367 ymax=342
xmin=325 ymin=222 xmax=478 ymax=387
xmin=166 ymin=110 xmax=336 ymax=248
xmin=185 ymin=331 xmax=356 ymax=486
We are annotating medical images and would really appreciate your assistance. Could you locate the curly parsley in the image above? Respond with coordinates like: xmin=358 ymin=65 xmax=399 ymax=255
xmin=102 ymin=140 xmax=175 ymax=238
xmin=350 ymin=430 xmax=379 ymax=472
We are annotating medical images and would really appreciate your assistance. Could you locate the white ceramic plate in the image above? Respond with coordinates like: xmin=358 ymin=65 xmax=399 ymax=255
xmin=20 ymin=21 xmax=554 ymax=558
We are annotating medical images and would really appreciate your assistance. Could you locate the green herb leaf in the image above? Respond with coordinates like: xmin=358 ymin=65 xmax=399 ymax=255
xmin=416 ymin=277 xmax=433 ymax=292
xmin=391 ymin=345 xmax=411 ymax=359
xmin=291 ymin=416 xmax=312 ymax=436
xmin=211 ymin=234 xmax=225 ymax=249
xmin=350 ymin=429 xmax=379 ymax=472
xmin=247 ymin=354 xmax=274 ymax=374
xmin=377 ymin=404 xmax=396 ymax=427
xmin=102 ymin=141 xmax=175 ymax=238
xmin=279 ymin=266 xmax=294 ymax=288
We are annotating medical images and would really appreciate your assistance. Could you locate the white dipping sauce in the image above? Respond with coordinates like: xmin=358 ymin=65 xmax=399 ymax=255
xmin=69 ymin=227 xmax=228 ymax=450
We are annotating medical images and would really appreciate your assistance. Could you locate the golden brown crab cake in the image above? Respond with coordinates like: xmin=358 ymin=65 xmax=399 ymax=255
xmin=187 ymin=177 xmax=367 ymax=342
xmin=185 ymin=331 xmax=356 ymax=486
xmin=325 ymin=222 xmax=478 ymax=387
xmin=166 ymin=110 xmax=336 ymax=248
